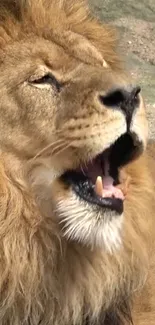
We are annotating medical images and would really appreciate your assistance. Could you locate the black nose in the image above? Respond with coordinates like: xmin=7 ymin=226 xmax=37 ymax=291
xmin=100 ymin=86 xmax=141 ymax=126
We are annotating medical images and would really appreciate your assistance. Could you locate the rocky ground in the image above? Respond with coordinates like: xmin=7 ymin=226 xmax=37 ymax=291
xmin=89 ymin=0 xmax=155 ymax=139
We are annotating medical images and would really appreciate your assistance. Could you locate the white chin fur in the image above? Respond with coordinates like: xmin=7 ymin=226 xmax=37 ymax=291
xmin=56 ymin=193 xmax=123 ymax=252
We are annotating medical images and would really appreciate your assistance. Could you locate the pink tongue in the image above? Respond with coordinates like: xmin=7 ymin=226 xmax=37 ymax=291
xmin=102 ymin=176 xmax=124 ymax=200
xmin=95 ymin=175 xmax=125 ymax=200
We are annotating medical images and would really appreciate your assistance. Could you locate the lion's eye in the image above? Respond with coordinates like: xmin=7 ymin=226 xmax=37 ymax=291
xmin=31 ymin=74 xmax=61 ymax=91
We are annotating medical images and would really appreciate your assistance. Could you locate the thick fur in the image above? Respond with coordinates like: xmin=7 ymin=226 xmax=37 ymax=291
xmin=0 ymin=1 xmax=154 ymax=325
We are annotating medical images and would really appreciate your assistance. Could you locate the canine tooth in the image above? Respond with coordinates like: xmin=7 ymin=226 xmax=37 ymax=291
xmin=95 ymin=176 xmax=103 ymax=197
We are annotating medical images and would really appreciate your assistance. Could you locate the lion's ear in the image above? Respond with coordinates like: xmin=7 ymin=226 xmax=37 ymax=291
xmin=52 ymin=30 xmax=109 ymax=68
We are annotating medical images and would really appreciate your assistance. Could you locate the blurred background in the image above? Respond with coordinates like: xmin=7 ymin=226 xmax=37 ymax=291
xmin=89 ymin=0 xmax=155 ymax=139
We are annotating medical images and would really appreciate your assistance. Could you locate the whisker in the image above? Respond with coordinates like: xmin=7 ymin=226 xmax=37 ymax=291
xmin=32 ymin=139 xmax=66 ymax=160
xmin=83 ymin=159 xmax=89 ymax=171
xmin=51 ymin=142 xmax=69 ymax=155
xmin=53 ymin=142 xmax=73 ymax=157
xmin=80 ymin=164 xmax=86 ymax=176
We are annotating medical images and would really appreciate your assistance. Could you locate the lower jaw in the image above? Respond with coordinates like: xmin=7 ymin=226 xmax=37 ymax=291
xmin=73 ymin=186 xmax=124 ymax=214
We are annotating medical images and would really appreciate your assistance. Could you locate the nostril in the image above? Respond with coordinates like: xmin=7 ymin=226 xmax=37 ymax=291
xmin=100 ymin=89 xmax=126 ymax=107
xmin=131 ymin=86 xmax=141 ymax=103
xmin=132 ymin=86 xmax=141 ymax=97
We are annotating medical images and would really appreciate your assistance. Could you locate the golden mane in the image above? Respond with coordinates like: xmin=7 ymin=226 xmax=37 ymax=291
xmin=0 ymin=0 xmax=121 ymax=69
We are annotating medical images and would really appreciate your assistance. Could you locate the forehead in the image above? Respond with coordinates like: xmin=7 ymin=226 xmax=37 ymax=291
xmin=3 ymin=37 xmax=78 ymax=72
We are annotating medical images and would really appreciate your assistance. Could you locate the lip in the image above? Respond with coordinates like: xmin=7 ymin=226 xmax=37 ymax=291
xmin=61 ymin=170 xmax=124 ymax=214
xmin=60 ymin=132 xmax=143 ymax=214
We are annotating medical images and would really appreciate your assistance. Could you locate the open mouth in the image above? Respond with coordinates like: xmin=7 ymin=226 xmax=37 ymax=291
xmin=61 ymin=133 xmax=142 ymax=214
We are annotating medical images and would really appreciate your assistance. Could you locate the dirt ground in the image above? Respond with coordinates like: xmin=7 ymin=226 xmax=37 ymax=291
xmin=89 ymin=0 xmax=155 ymax=139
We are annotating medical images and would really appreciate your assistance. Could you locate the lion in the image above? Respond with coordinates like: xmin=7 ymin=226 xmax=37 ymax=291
xmin=0 ymin=0 xmax=154 ymax=324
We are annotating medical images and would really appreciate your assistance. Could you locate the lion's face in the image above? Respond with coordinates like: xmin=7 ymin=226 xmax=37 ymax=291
xmin=0 ymin=33 xmax=148 ymax=251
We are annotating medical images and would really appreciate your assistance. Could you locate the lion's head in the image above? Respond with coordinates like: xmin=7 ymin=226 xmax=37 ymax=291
xmin=0 ymin=2 xmax=154 ymax=324
xmin=0 ymin=0 xmax=148 ymax=254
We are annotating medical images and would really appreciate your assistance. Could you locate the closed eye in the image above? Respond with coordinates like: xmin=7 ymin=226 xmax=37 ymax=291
xmin=31 ymin=74 xmax=62 ymax=92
